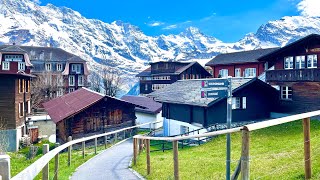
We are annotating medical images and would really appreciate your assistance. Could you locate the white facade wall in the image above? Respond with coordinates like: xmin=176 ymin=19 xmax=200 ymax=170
xmin=136 ymin=111 xmax=163 ymax=129
xmin=165 ymin=119 xmax=207 ymax=137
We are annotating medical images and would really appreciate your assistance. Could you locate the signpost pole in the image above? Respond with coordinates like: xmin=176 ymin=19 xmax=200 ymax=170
xmin=226 ymin=77 xmax=232 ymax=180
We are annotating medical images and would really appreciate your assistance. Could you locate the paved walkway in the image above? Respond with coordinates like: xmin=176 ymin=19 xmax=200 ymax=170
xmin=71 ymin=139 xmax=140 ymax=180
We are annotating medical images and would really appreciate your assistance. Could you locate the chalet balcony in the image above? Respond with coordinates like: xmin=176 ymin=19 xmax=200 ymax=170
xmin=266 ymin=69 xmax=320 ymax=82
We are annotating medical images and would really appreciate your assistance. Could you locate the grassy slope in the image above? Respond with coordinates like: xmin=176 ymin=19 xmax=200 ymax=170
xmin=9 ymin=141 xmax=114 ymax=180
xmin=133 ymin=120 xmax=320 ymax=180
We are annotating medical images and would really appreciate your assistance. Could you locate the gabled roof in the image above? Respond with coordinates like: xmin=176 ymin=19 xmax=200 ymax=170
xmin=206 ymin=48 xmax=279 ymax=66
xmin=121 ymin=95 xmax=162 ymax=114
xmin=148 ymin=78 xmax=269 ymax=107
xmin=42 ymin=88 xmax=135 ymax=124
xmin=0 ymin=46 xmax=27 ymax=53
xmin=136 ymin=67 xmax=151 ymax=77
xmin=258 ymin=34 xmax=320 ymax=61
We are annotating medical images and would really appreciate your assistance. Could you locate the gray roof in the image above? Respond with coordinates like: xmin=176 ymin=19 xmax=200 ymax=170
xmin=136 ymin=67 xmax=151 ymax=77
xmin=206 ymin=48 xmax=279 ymax=66
xmin=0 ymin=46 xmax=27 ymax=53
xmin=148 ymin=78 xmax=253 ymax=107
xmin=121 ymin=95 xmax=162 ymax=114
xmin=0 ymin=45 xmax=84 ymax=62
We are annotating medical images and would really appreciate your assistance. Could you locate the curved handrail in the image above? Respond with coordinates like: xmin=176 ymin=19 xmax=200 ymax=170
xmin=12 ymin=120 xmax=162 ymax=180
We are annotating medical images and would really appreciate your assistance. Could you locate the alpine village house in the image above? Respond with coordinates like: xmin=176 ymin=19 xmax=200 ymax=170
xmin=136 ymin=61 xmax=212 ymax=95
xmin=0 ymin=46 xmax=33 ymax=151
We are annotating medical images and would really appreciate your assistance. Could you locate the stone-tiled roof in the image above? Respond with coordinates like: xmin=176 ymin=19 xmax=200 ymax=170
xmin=121 ymin=95 xmax=162 ymax=114
xmin=0 ymin=45 xmax=27 ymax=53
xmin=206 ymin=48 xmax=279 ymax=66
xmin=136 ymin=67 xmax=151 ymax=77
xmin=148 ymin=78 xmax=254 ymax=107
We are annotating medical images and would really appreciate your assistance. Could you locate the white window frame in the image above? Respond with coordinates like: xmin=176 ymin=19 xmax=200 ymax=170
xmin=284 ymin=56 xmax=294 ymax=69
xmin=295 ymin=56 xmax=305 ymax=69
xmin=145 ymin=84 xmax=148 ymax=91
xmin=2 ymin=61 xmax=10 ymax=70
xmin=57 ymin=88 xmax=64 ymax=97
xmin=219 ymin=69 xmax=228 ymax=78
xmin=45 ymin=63 xmax=52 ymax=71
xmin=232 ymin=97 xmax=241 ymax=109
xmin=235 ymin=68 xmax=241 ymax=77
xmin=69 ymin=75 xmax=75 ymax=86
xmin=307 ymin=54 xmax=317 ymax=68
xmin=56 ymin=63 xmax=63 ymax=71
xmin=78 ymin=75 xmax=84 ymax=86
xmin=69 ymin=88 xmax=75 ymax=93
xmin=72 ymin=64 xmax=81 ymax=74
xmin=281 ymin=86 xmax=292 ymax=100
xmin=27 ymin=101 xmax=31 ymax=114
xmin=244 ymin=68 xmax=256 ymax=78
xmin=18 ymin=62 xmax=25 ymax=71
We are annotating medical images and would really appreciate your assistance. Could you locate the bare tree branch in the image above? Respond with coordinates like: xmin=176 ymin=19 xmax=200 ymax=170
xmin=100 ymin=67 xmax=122 ymax=97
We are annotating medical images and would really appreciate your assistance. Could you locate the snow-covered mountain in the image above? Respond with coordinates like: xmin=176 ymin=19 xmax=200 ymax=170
xmin=1 ymin=0 xmax=320 ymax=92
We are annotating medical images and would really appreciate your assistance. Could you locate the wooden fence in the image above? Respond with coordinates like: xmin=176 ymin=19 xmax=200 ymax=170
xmin=133 ymin=110 xmax=320 ymax=180
xmin=9 ymin=121 xmax=161 ymax=180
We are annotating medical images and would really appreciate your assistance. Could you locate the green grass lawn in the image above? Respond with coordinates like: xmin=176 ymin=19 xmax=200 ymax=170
xmin=9 ymin=140 xmax=117 ymax=180
xmin=133 ymin=120 xmax=320 ymax=180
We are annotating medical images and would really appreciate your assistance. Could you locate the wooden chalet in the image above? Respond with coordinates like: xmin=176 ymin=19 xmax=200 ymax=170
xmin=0 ymin=46 xmax=34 ymax=151
xmin=258 ymin=34 xmax=320 ymax=114
xmin=43 ymin=88 xmax=137 ymax=143
xmin=0 ymin=45 xmax=90 ymax=98
xmin=205 ymin=48 xmax=279 ymax=78
xmin=136 ymin=61 xmax=212 ymax=95
xmin=148 ymin=78 xmax=278 ymax=133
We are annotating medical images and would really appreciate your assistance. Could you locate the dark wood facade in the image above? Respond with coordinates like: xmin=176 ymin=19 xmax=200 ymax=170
xmin=261 ymin=34 xmax=320 ymax=114
xmin=55 ymin=97 xmax=136 ymax=143
xmin=137 ymin=61 xmax=212 ymax=95
xmin=161 ymin=79 xmax=278 ymax=126
xmin=0 ymin=48 xmax=32 ymax=132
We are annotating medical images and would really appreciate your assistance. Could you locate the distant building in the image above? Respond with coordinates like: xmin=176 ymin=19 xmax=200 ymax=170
xmin=0 ymin=46 xmax=34 ymax=151
xmin=43 ymin=88 xmax=138 ymax=143
xmin=259 ymin=34 xmax=320 ymax=114
xmin=0 ymin=45 xmax=89 ymax=99
xmin=121 ymin=95 xmax=163 ymax=129
xmin=148 ymin=78 xmax=278 ymax=136
xmin=205 ymin=48 xmax=279 ymax=79
xmin=136 ymin=61 xmax=212 ymax=95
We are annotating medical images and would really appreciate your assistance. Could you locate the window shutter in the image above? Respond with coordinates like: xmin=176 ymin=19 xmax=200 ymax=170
xmin=242 ymin=97 xmax=247 ymax=109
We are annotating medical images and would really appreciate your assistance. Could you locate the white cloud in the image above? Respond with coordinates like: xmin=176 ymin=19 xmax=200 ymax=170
xmin=297 ymin=0 xmax=320 ymax=17
xmin=163 ymin=24 xmax=178 ymax=30
xmin=148 ymin=21 xmax=164 ymax=27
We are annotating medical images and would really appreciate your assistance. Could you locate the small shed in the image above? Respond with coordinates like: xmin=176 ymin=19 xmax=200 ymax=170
xmin=121 ymin=95 xmax=163 ymax=129
xmin=43 ymin=88 xmax=137 ymax=143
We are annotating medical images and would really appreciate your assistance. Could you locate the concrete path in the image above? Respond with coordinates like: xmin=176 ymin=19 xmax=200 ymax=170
xmin=71 ymin=139 xmax=140 ymax=180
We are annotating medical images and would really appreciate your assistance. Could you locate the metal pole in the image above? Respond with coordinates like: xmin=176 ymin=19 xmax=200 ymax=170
xmin=226 ymin=77 xmax=232 ymax=180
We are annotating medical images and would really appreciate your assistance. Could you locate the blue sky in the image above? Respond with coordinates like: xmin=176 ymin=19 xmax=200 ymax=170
xmin=39 ymin=0 xmax=303 ymax=42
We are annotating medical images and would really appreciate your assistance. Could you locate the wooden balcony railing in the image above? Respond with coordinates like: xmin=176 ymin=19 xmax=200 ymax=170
xmin=266 ymin=68 xmax=320 ymax=82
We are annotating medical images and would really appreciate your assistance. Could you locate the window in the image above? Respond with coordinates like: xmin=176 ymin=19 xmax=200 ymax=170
xmin=219 ymin=69 xmax=228 ymax=78
xmin=69 ymin=88 xmax=75 ymax=93
xmin=69 ymin=75 xmax=75 ymax=86
xmin=18 ymin=102 xmax=24 ymax=117
xmin=27 ymin=101 xmax=31 ymax=114
xmin=56 ymin=63 xmax=63 ymax=71
xmin=181 ymin=74 xmax=185 ymax=80
xmin=19 ymin=79 xmax=24 ymax=93
xmin=71 ymin=64 xmax=81 ymax=73
xmin=307 ymin=54 xmax=317 ymax=68
xmin=284 ymin=57 xmax=293 ymax=69
xmin=145 ymin=84 xmax=148 ymax=91
xmin=196 ymin=74 xmax=199 ymax=79
xmin=57 ymin=88 xmax=64 ymax=97
xmin=281 ymin=86 xmax=292 ymax=100
xmin=78 ymin=75 xmax=84 ymax=86
xmin=244 ymin=68 xmax=256 ymax=77
xmin=235 ymin=68 xmax=241 ymax=77
xmin=18 ymin=62 xmax=25 ymax=71
xmin=2 ymin=62 xmax=10 ymax=70
xmin=25 ymin=80 xmax=30 ymax=93
xmin=295 ymin=56 xmax=305 ymax=69
xmin=232 ymin=97 xmax=241 ymax=109
xmin=4 ymin=55 xmax=23 ymax=62
xmin=45 ymin=63 xmax=52 ymax=71
xmin=58 ymin=76 xmax=64 ymax=86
